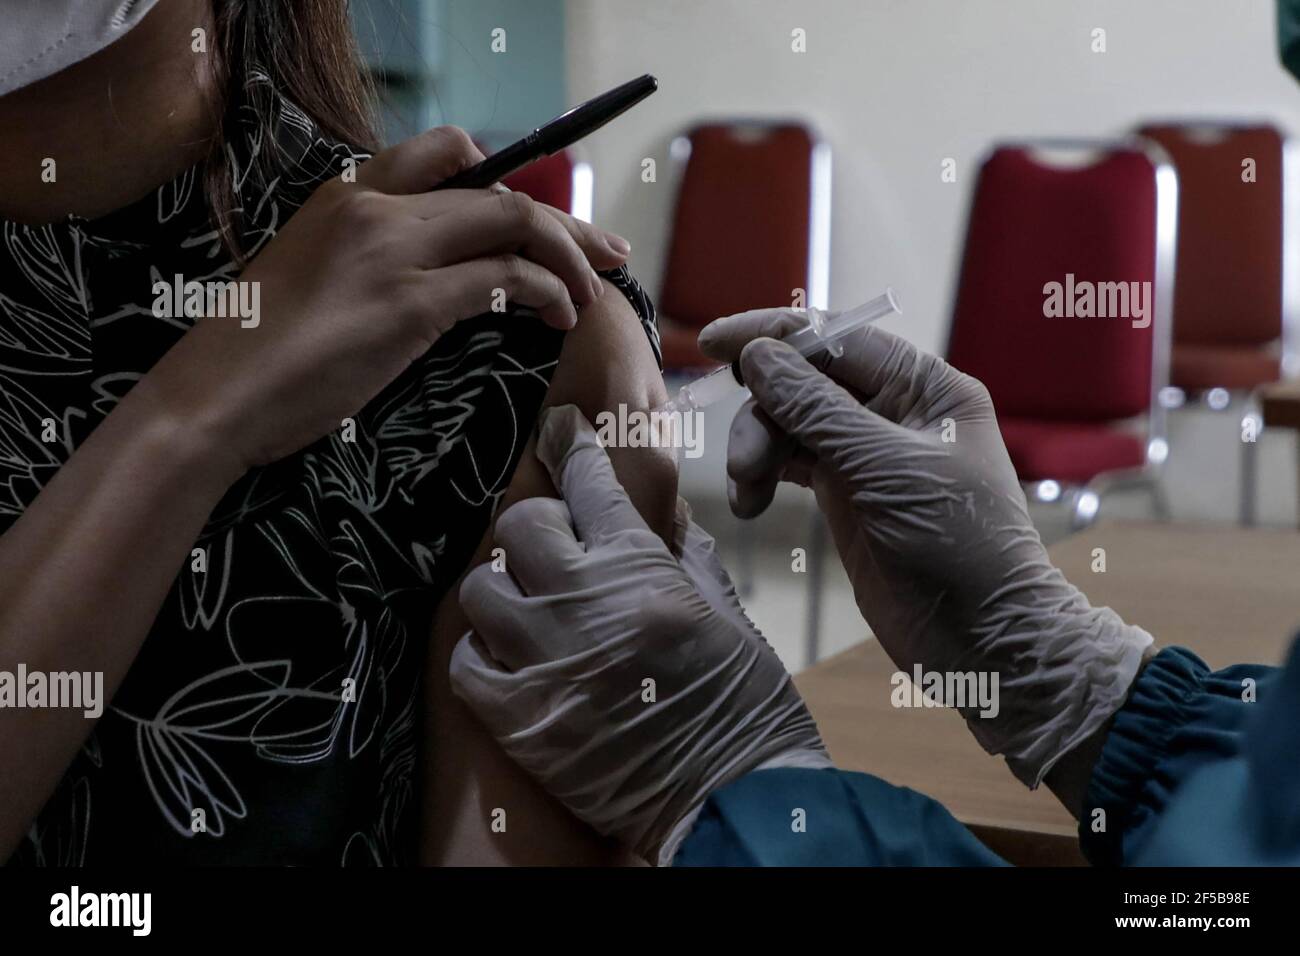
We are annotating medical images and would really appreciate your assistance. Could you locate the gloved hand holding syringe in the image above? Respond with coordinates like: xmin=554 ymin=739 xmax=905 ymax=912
xmin=657 ymin=288 xmax=902 ymax=415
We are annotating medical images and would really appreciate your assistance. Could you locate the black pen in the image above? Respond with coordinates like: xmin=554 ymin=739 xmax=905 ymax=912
xmin=434 ymin=73 xmax=658 ymax=191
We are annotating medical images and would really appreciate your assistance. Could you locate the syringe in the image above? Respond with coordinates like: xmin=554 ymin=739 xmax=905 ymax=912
xmin=659 ymin=288 xmax=901 ymax=415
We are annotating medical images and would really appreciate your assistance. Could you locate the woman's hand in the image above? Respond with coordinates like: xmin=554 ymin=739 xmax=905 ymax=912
xmin=143 ymin=126 xmax=630 ymax=470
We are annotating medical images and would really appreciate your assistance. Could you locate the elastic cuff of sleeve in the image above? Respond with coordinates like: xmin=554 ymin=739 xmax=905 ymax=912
xmin=1078 ymin=646 xmax=1227 ymax=865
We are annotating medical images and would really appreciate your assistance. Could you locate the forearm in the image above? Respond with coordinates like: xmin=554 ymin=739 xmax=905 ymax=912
xmin=422 ymin=432 xmax=675 ymax=865
xmin=0 ymin=379 xmax=242 ymax=858
xmin=421 ymin=278 xmax=675 ymax=864
xmin=421 ymin=451 xmax=631 ymax=866
xmin=1043 ymin=710 xmax=1120 ymax=820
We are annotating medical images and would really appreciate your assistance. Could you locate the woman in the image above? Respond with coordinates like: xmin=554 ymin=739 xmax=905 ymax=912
xmin=0 ymin=0 xmax=673 ymax=865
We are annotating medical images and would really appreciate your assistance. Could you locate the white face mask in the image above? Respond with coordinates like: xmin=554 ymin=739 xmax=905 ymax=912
xmin=0 ymin=0 xmax=162 ymax=96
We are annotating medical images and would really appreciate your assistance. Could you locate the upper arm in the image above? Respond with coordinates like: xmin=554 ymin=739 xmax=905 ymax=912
xmin=421 ymin=278 xmax=677 ymax=865
xmin=498 ymin=278 xmax=676 ymax=541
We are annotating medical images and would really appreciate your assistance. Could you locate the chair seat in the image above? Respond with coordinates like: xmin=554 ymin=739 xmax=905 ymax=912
xmin=999 ymin=418 xmax=1145 ymax=484
xmin=1170 ymin=343 xmax=1281 ymax=392
xmin=658 ymin=316 xmax=719 ymax=370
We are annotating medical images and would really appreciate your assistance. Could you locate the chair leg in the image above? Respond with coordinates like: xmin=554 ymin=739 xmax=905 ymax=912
xmin=1069 ymin=473 xmax=1168 ymax=528
xmin=1148 ymin=477 xmax=1172 ymax=522
xmin=1295 ymin=442 xmax=1300 ymax=530
xmin=1068 ymin=488 xmax=1102 ymax=531
xmin=804 ymin=506 xmax=826 ymax=669
xmin=1239 ymin=423 xmax=1259 ymax=527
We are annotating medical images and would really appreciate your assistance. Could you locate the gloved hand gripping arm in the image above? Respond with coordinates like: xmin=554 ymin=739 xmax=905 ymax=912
xmin=450 ymin=405 xmax=829 ymax=865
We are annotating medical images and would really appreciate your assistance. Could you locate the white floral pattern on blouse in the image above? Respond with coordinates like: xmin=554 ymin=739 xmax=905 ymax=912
xmin=1 ymin=74 xmax=658 ymax=866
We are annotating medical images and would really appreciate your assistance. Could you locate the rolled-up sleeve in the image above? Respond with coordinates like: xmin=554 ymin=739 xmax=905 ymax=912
xmin=1080 ymin=640 xmax=1300 ymax=866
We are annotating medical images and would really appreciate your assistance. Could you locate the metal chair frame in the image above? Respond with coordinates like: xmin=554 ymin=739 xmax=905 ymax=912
xmin=947 ymin=137 xmax=1179 ymax=532
xmin=662 ymin=120 xmax=834 ymax=664
xmin=1135 ymin=120 xmax=1299 ymax=526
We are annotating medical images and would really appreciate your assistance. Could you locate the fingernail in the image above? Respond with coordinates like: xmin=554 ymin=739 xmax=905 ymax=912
xmin=589 ymin=271 xmax=604 ymax=301
xmin=604 ymin=232 xmax=631 ymax=256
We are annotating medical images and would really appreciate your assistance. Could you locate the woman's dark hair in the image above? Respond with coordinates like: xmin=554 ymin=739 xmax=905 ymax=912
xmin=206 ymin=1 xmax=380 ymax=262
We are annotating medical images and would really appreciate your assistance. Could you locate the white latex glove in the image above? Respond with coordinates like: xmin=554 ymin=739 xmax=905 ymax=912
xmin=451 ymin=404 xmax=830 ymax=865
xmin=697 ymin=310 xmax=1154 ymax=788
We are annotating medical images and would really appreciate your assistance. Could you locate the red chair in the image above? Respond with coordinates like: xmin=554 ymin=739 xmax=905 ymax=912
xmin=1136 ymin=123 xmax=1297 ymax=524
xmin=658 ymin=122 xmax=831 ymax=369
xmin=946 ymin=140 xmax=1177 ymax=528
xmin=658 ymin=122 xmax=832 ymax=660
xmin=500 ymin=148 xmax=593 ymax=220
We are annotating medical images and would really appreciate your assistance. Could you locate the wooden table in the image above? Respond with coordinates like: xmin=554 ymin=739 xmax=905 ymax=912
xmin=1260 ymin=379 xmax=1300 ymax=430
xmin=794 ymin=520 xmax=1300 ymax=865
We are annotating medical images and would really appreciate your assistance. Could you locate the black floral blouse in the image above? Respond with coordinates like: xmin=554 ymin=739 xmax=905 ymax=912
xmin=1 ymin=75 xmax=658 ymax=866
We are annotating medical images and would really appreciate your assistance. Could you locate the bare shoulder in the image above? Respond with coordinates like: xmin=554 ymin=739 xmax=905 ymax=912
xmin=535 ymin=276 xmax=677 ymax=539
xmin=546 ymin=276 xmax=670 ymax=416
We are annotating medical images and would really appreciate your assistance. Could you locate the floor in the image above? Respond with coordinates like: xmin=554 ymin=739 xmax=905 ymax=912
xmin=674 ymin=387 xmax=1299 ymax=674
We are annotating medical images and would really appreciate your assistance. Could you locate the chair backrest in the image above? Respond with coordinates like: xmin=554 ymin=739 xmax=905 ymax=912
xmin=946 ymin=141 xmax=1175 ymax=426
xmin=1137 ymin=123 xmax=1286 ymax=349
xmin=660 ymin=122 xmax=828 ymax=329
xmin=502 ymin=149 xmax=577 ymax=215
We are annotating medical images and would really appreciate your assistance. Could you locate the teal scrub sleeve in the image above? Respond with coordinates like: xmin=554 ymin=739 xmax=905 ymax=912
xmin=673 ymin=641 xmax=1297 ymax=867
xmin=1280 ymin=0 xmax=1300 ymax=83
xmin=673 ymin=767 xmax=1008 ymax=866
xmin=1080 ymin=641 xmax=1299 ymax=866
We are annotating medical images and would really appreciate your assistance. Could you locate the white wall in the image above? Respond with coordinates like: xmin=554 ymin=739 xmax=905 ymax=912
xmin=353 ymin=0 xmax=567 ymax=144
xmin=431 ymin=0 xmax=567 ymax=139
xmin=566 ymin=0 xmax=1300 ymax=354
